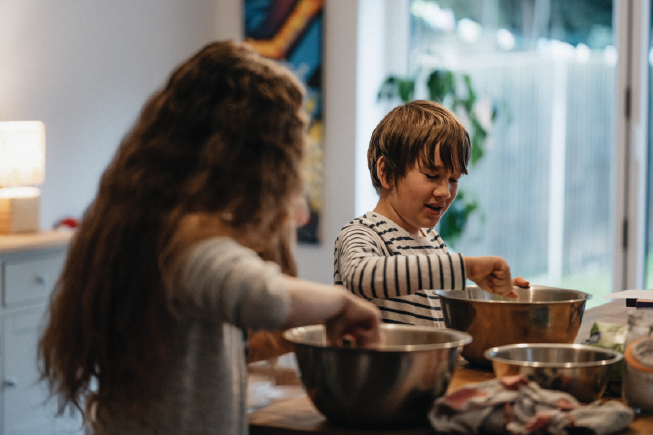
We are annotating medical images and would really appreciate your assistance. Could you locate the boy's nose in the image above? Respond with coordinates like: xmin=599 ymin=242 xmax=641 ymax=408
xmin=432 ymin=181 xmax=451 ymax=199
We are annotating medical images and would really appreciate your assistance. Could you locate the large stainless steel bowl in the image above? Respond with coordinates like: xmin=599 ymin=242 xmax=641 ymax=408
xmin=282 ymin=324 xmax=472 ymax=427
xmin=484 ymin=343 xmax=623 ymax=403
xmin=434 ymin=285 xmax=591 ymax=365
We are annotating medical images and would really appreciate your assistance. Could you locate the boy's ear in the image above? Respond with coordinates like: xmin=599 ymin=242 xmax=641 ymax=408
xmin=376 ymin=157 xmax=393 ymax=190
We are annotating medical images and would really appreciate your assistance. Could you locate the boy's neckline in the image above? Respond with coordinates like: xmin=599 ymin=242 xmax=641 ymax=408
xmin=367 ymin=211 xmax=432 ymax=242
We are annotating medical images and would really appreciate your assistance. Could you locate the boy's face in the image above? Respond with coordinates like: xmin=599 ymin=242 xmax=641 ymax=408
xmin=375 ymin=148 xmax=462 ymax=236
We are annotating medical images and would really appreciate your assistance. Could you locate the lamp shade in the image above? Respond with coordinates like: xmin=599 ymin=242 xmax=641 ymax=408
xmin=0 ymin=121 xmax=45 ymax=187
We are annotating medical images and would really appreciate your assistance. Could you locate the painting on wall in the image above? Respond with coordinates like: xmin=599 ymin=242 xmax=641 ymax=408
xmin=244 ymin=0 xmax=324 ymax=244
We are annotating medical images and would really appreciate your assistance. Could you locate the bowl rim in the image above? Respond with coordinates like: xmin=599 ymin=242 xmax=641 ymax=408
xmin=483 ymin=343 xmax=624 ymax=368
xmin=282 ymin=324 xmax=472 ymax=352
xmin=434 ymin=285 xmax=592 ymax=304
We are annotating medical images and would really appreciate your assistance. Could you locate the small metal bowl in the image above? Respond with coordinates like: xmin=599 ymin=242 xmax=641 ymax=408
xmin=435 ymin=285 xmax=591 ymax=365
xmin=283 ymin=324 xmax=471 ymax=428
xmin=484 ymin=343 xmax=623 ymax=403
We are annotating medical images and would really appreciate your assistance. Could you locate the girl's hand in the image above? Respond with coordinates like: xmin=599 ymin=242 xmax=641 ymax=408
xmin=281 ymin=279 xmax=381 ymax=347
xmin=326 ymin=292 xmax=381 ymax=347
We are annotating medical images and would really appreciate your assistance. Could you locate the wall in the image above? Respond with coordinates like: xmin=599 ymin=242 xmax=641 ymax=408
xmin=296 ymin=0 xmax=410 ymax=283
xmin=0 ymin=0 xmax=222 ymax=230
xmin=0 ymin=0 xmax=397 ymax=285
xmin=293 ymin=0 xmax=358 ymax=283
xmin=355 ymin=0 xmax=410 ymax=217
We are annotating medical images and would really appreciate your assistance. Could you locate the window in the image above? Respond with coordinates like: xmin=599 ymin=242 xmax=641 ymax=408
xmin=366 ymin=0 xmax=650 ymax=308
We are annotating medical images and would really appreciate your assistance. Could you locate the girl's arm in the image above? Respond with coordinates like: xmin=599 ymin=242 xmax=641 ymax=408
xmin=172 ymin=235 xmax=381 ymax=347
xmin=281 ymin=277 xmax=381 ymax=347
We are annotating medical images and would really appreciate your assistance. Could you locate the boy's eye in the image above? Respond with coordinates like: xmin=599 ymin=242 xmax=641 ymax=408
xmin=450 ymin=172 xmax=463 ymax=182
xmin=423 ymin=173 xmax=438 ymax=180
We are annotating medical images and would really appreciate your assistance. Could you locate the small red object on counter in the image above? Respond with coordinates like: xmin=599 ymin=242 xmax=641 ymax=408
xmin=55 ymin=217 xmax=79 ymax=229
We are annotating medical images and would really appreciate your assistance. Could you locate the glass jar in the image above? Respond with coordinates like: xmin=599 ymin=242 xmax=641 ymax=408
xmin=624 ymin=337 xmax=653 ymax=412
xmin=625 ymin=310 xmax=653 ymax=349
xmin=623 ymin=310 xmax=653 ymax=412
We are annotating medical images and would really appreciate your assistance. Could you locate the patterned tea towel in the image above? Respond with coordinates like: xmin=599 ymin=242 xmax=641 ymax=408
xmin=428 ymin=375 xmax=634 ymax=435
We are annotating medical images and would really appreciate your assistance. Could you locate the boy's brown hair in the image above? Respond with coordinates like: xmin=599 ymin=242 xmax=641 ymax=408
xmin=367 ymin=100 xmax=471 ymax=192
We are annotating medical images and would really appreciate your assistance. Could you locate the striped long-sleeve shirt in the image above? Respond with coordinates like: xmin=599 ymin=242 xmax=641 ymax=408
xmin=334 ymin=212 xmax=466 ymax=328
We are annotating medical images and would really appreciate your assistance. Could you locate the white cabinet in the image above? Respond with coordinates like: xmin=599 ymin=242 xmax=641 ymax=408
xmin=0 ymin=232 xmax=83 ymax=435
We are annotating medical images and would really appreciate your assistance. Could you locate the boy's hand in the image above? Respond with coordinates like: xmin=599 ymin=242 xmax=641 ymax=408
xmin=465 ymin=256 xmax=517 ymax=298
xmin=513 ymin=276 xmax=530 ymax=287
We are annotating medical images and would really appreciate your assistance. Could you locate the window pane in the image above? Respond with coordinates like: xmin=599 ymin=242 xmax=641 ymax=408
xmin=408 ymin=0 xmax=615 ymax=308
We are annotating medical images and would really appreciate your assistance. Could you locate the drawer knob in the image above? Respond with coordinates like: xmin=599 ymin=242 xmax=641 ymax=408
xmin=34 ymin=274 xmax=48 ymax=285
xmin=3 ymin=376 xmax=17 ymax=389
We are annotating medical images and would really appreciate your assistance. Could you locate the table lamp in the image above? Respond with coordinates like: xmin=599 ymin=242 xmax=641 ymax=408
xmin=0 ymin=121 xmax=45 ymax=234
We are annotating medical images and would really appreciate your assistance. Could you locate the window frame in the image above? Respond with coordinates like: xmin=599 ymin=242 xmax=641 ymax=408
xmin=616 ymin=0 xmax=650 ymax=292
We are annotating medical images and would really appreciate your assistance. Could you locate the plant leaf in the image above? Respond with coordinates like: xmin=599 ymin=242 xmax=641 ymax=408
xmin=427 ymin=70 xmax=455 ymax=102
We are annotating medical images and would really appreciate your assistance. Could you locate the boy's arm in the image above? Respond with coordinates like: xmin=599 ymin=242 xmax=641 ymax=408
xmin=335 ymin=225 xmax=466 ymax=299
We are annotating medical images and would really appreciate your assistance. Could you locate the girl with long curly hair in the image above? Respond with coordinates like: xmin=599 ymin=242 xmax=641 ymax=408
xmin=38 ymin=41 xmax=380 ymax=435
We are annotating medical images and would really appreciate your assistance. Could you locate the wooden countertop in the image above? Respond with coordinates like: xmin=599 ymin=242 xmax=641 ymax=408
xmin=249 ymin=300 xmax=653 ymax=434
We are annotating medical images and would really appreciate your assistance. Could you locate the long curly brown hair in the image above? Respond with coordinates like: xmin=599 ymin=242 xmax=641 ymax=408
xmin=38 ymin=41 xmax=305 ymax=421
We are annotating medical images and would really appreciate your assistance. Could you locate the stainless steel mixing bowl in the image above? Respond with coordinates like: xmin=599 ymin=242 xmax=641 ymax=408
xmin=434 ymin=285 xmax=591 ymax=365
xmin=282 ymin=324 xmax=472 ymax=427
xmin=484 ymin=343 xmax=623 ymax=403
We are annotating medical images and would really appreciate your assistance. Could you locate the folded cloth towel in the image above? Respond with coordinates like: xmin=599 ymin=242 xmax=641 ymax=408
xmin=428 ymin=375 xmax=634 ymax=435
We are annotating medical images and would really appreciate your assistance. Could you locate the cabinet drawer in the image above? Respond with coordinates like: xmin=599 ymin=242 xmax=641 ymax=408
xmin=2 ymin=253 xmax=66 ymax=307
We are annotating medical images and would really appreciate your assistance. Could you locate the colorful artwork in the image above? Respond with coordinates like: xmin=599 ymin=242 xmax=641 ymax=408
xmin=245 ymin=0 xmax=324 ymax=244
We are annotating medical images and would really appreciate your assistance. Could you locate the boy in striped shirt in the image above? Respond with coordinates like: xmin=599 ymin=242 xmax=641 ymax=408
xmin=334 ymin=100 xmax=528 ymax=327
